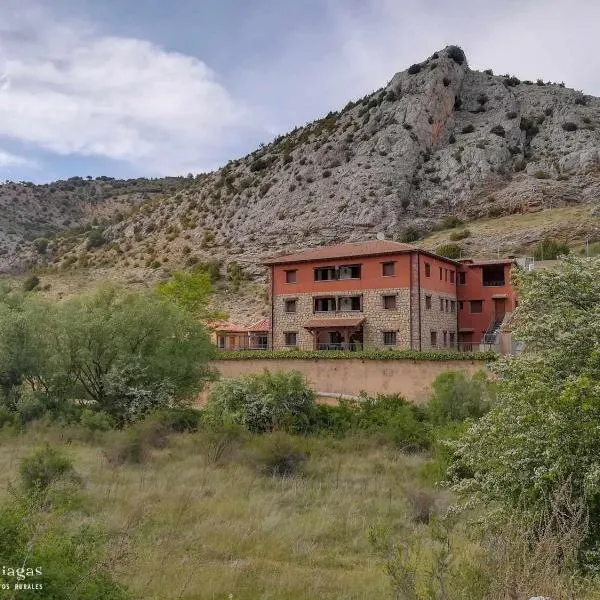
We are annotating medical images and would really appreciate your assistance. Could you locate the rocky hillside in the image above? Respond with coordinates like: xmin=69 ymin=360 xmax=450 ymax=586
xmin=2 ymin=45 xmax=600 ymax=321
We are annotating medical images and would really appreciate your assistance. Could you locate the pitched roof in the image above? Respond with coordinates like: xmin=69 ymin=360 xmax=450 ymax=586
xmin=206 ymin=320 xmax=247 ymax=334
xmin=247 ymin=319 xmax=270 ymax=332
xmin=462 ymin=259 xmax=516 ymax=267
xmin=262 ymin=240 xmax=420 ymax=265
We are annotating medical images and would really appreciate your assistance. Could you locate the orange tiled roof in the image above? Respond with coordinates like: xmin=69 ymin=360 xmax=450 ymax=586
xmin=247 ymin=319 xmax=270 ymax=332
xmin=262 ymin=240 xmax=419 ymax=265
xmin=206 ymin=320 xmax=247 ymax=334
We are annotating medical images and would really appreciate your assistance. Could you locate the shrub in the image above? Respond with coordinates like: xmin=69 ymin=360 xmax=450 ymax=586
xmin=446 ymin=45 xmax=466 ymax=65
xmin=562 ymin=122 xmax=578 ymax=132
xmin=504 ymin=76 xmax=521 ymax=87
xmin=449 ymin=229 xmax=470 ymax=241
xmin=532 ymin=238 xmax=570 ymax=260
xmin=322 ymin=170 xmax=332 ymax=178
xmin=22 ymin=274 xmax=40 ymax=292
xmin=506 ymin=111 xmax=518 ymax=119
xmin=441 ymin=215 xmax=464 ymax=229
xmin=443 ymin=77 xmax=451 ymax=87
xmin=33 ymin=237 xmax=49 ymax=254
xmin=533 ymin=171 xmax=549 ymax=179
xmin=407 ymin=64 xmax=422 ymax=75
xmin=205 ymin=370 xmax=316 ymax=434
xmin=428 ymin=371 xmax=491 ymax=424
xmin=104 ymin=417 xmax=170 ymax=465
xmin=249 ymin=431 xmax=308 ymax=477
xmin=80 ymin=408 xmax=114 ymax=432
xmin=86 ymin=228 xmax=105 ymax=250
xmin=461 ymin=124 xmax=475 ymax=134
xmin=20 ymin=446 xmax=76 ymax=492
xmin=157 ymin=407 xmax=202 ymax=433
xmin=397 ymin=226 xmax=421 ymax=243
xmin=435 ymin=243 xmax=463 ymax=259
xmin=196 ymin=422 xmax=246 ymax=465
xmin=490 ymin=125 xmax=505 ymax=137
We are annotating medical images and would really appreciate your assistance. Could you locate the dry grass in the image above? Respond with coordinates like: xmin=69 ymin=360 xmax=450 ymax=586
xmin=0 ymin=428 xmax=430 ymax=599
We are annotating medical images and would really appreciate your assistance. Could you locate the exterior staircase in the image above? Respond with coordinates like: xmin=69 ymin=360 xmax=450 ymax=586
xmin=482 ymin=318 xmax=503 ymax=345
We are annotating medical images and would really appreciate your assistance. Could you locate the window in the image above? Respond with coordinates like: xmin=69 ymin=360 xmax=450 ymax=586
xmin=470 ymin=300 xmax=483 ymax=313
xmin=482 ymin=265 xmax=505 ymax=287
xmin=284 ymin=332 xmax=297 ymax=347
xmin=314 ymin=266 xmax=336 ymax=281
xmin=459 ymin=301 xmax=464 ymax=310
xmin=383 ymin=331 xmax=397 ymax=346
xmin=449 ymin=332 xmax=455 ymax=347
xmin=285 ymin=269 xmax=297 ymax=283
xmin=445 ymin=299 xmax=449 ymax=312
xmin=439 ymin=298 xmax=444 ymax=311
xmin=425 ymin=295 xmax=432 ymax=309
xmin=284 ymin=299 xmax=297 ymax=313
xmin=383 ymin=295 xmax=397 ymax=310
xmin=314 ymin=297 xmax=336 ymax=312
xmin=217 ymin=336 xmax=225 ymax=349
xmin=382 ymin=262 xmax=395 ymax=277
xmin=450 ymin=300 xmax=456 ymax=313
xmin=443 ymin=331 xmax=447 ymax=347
xmin=338 ymin=264 xmax=361 ymax=280
xmin=338 ymin=296 xmax=362 ymax=311
xmin=444 ymin=269 xmax=448 ymax=282
xmin=458 ymin=272 xmax=466 ymax=285
xmin=425 ymin=263 xmax=431 ymax=277
xmin=450 ymin=271 xmax=455 ymax=283
xmin=430 ymin=331 xmax=438 ymax=347
xmin=439 ymin=267 xmax=443 ymax=280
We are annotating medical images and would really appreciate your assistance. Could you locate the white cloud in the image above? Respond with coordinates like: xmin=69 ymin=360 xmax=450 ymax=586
xmin=0 ymin=2 xmax=263 ymax=175
xmin=0 ymin=149 xmax=32 ymax=168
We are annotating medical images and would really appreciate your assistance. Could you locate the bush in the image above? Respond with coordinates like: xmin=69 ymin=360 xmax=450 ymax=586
xmin=449 ymin=229 xmax=470 ymax=241
xmin=250 ymin=431 xmax=308 ymax=477
xmin=441 ymin=215 xmax=464 ymax=229
xmin=533 ymin=171 xmax=549 ymax=179
xmin=205 ymin=370 xmax=316 ymax=434
xmin=407 ymin=64 xmax=422 ymax=75
xmin=80 ymin=408 xmax=114 ymax=432
xmin=104 ymin=417 xmax=170 ymax=465
xmin=490 ymin=125 xmax=505 ymax=137
xmin=157 ymin=407 xmax=202 ymax=433
xmin=196 ymin=422 xmax=246 ymax=465
xmin=446 ymin=46 xmax=466 ymax=65
xmin=86 ymin=228 xmax=105 ymax=250
xmin=397 ymin=226 xmax=421 ymax=243
xmin=20 ymin=446 xmax=76 ymax=492
xmin=506 ymin=111 xmax=518 ymax=119
xmin=562 ymin=122 xmax=578 ymax=132
xmin=461 ymin=124 xmax=475 ymax=134
xmin=22 ymin=274 xmax=40 ymax=292
xmin=436 ymin=243 xmax=463 ymax=259
xmin=33 ymin=237 xmax=49 ymax=254
xmin=504 ymin=76 xmax=521 ymax=87
xmin=532 ymin=238 xmax=570 ymax=260
xmin=428 ymin=371 xmax=491 ymax=424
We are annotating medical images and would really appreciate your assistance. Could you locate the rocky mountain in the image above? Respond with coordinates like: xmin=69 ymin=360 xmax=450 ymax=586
xmin=2 ymin=45 xmax=600 ymax=321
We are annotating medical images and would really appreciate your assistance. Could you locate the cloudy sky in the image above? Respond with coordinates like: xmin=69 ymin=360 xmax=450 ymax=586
xmin=0 ymin=0 xmax=598 ymax=183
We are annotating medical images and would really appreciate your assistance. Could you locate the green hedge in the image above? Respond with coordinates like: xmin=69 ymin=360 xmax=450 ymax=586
xmin=216 ymin=349 xmax=496 ymax=362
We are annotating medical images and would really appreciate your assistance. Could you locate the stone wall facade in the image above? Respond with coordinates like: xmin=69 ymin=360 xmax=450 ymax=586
xmin=272 ymin=288 xmax=412 ymax=350
xmin=419 ymin=288 xmax=458 ymax=350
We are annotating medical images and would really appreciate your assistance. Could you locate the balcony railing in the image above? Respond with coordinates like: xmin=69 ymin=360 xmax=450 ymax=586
xmin=316 ymin=342 xmax=362 ymax=351
xmin=482 ymin=280 xmax=506 ymax=287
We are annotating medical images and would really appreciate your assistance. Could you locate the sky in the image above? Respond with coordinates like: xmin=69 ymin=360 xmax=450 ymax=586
xmin=0 ymin=0 xmax=599 ymax=183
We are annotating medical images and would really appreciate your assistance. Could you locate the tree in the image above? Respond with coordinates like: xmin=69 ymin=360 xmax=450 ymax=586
xmin=157 ymin=266 xmax=226 ymax=320
xmin=450 ymin=256 xmax=600 ymax=553
xmin=53 ymin=287 xmax=216 ymax=423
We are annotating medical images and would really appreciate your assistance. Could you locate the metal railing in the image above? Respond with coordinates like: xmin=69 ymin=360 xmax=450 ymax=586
xmin=482 ymin=280 xmax=506 ymax=287
xmin=316 ymin=342 xmax=362 ymax=351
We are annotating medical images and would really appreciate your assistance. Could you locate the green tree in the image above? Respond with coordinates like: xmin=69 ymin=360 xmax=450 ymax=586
xmin=157 ymin=266 xmax=226 ymax=320
xmin=450 ymin=256 xmax=600 ymax=552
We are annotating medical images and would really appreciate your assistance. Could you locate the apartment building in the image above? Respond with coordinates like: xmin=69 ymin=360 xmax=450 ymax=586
xmin=263 ymin=240 xmax=519 ymax=352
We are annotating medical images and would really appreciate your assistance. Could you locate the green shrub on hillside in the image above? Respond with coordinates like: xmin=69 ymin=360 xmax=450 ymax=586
xmin=20 ymin=446 xmax=76 ymax=493
xmin=435 ymin=243 xmax=463 ymax=259
xmin=449 ymin=228 xmax=470 ymax=241
xmin=532 ymin=237 xmax=570 ymax=260
xmin=249 ymin=431 xmax=308 ymax=477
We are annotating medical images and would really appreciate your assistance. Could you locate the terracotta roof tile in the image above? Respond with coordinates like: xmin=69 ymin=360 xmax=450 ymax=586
xmin=262 ymin=240 xmax=418 ymax=265
xmin=247 ymin=319 xmax=270 ymax=332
